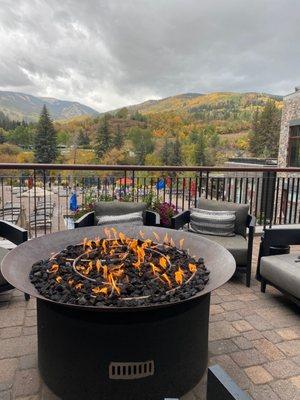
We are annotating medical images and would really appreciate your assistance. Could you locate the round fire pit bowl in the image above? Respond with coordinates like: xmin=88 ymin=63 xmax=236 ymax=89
xmin=1 ymin=225 xmax=235 ymax=400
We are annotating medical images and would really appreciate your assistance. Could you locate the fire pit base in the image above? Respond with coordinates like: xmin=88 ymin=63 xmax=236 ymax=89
xmin=37 ymin=294 xmax=210 ymax=400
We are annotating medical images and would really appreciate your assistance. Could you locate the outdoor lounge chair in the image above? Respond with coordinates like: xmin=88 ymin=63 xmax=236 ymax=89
xmin=171 ymin=199 xmax=255 ymax=286
xmin=0 ymin=220 xmax=29 ymax=300
xmin=258 ymin=227 xmax=300 ymax=306
xmin=75 ymin=200 xmax=160 ymax=228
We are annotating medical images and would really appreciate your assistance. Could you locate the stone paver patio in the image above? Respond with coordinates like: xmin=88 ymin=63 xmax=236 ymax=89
xmin=0 ymin=237 xmax=299 ymax=400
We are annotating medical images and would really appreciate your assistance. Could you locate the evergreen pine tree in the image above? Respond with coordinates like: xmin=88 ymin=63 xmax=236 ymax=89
xmin=113 ymin=124 xmax=124 ymax=148
xmin=34 ymin=105 xmax=58 ymax=163
xmin=170 ymin=135 xmax=182 ymax=165
xmin=249 ymin=102 xmax=281 ymax=158
xmin=94 ymin=114 xmax=111 ymax=159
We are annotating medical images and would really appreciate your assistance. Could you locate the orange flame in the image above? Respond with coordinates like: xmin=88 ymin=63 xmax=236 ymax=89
xmin=161 ymin=273 xmax=172 ymax=288
xmin=153 ymin=231 xmax=160 ymax=242
xmin=55 ymin=276 xmax=62 ymax=283
xmin=96 ymin=259 xmax=102 ymax=273
xmin=102 ymin=239 xmax=107 ymax=254
xmin=75 ymin=283 xmax=83 ymax=290
xmin=175 ymin=267 xmax=184 ymax=285
xmin=108 ymin=273 xmax=121 ymax=295
xmin=163 ymin=233 xmax=170 ymax=245
xmin=102 ymin=265 xmax=108 ymax=279
xmin=119 ymin=232 xmax=126 ymax=243
xmin=104 ymin=227 xmax=111 ymax=239
xmin=159 ymin=257 xmax=167 ymax=269
xmin=150 ymin=262 xmax=160 ymax=275
xmin=188 ymin=263 xmax=197 ymax=273
xmin=111 ymin=227 xmax=118 ymax=239
xmin=48 ymin=264 xmax=59 ymax=273
xmin=92 ymin=286 xmax=108 ymax=295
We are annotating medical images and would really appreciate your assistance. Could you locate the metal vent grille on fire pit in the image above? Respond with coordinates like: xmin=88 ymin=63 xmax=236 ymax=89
xmin=109 ymin=361 xmax=155 ymax=380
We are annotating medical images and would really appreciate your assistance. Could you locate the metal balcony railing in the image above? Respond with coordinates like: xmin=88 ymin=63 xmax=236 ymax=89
xmin=0 ymin=163 xmax=299 ymax=237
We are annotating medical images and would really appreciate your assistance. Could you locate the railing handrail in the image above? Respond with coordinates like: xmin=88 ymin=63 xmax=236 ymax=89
xmin=0 ymin=163 xmax=299 ymax=173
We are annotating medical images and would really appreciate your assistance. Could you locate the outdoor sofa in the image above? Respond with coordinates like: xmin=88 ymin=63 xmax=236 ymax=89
xmin=171 ymin=199 xmax=255 ymax=286
xmin=259 ymin=227 xmax=300 ymax=306
xmin=74 ymin=201 xmax=160 ymax=228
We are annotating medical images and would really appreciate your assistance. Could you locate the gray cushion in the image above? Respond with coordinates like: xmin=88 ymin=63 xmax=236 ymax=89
xmin=260 ymin=253 xmax=300 ymax=299
xmin=190 ymin=208 xmax=236 ymax=237
xmin=197 ymin=199 xmax=249 ymax=237
xmin=186 ymin=228 xmax=247 ymax=265
xmin=0 ymin=247 xmax=9 ymax=286
xmin=96 ymin=211 xmax=143 ymax=226
xmin=94 ymin=201 xmax=147 ymax=226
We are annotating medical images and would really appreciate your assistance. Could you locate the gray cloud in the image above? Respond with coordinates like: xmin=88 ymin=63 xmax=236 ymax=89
xmin=0 ymin=0 xmax=299 ymax=111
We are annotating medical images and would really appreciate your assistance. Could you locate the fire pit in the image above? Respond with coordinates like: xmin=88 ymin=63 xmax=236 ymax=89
xmin=1 ymin=225 xmax=235 ymax=400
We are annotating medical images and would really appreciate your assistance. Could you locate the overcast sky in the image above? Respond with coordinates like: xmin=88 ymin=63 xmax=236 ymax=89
xmin=0 ymin=0 xmax=299 ymax=112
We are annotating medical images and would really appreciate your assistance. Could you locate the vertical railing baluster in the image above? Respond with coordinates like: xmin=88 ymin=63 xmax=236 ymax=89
xmin=233 ymin=178 xmax=237 ymax=203
xmin=279 ymin=178 xmax=285 ymax=225
xmin=289 ymin=177 xmax=295 ymax=224
xmin=43 ymin=169 xmax=47 ymax=235
xmin=216 ymin=177 xmax=220 ymax=201
xmin=143 ymin=177 xmax=146 ymax=202
xmin=205 ymin=171 xmax=209 ymax=199
xmin=188 ymin=177 xmax=191 ymax=210
xmin=163 ymin=177 xmax=166 ymax=203
xmin=136 ymin=176 xmax=139 ymax=203
xmin=250 ymin=177 xmax=254 ymax=214
xmin=10 ymin=177 xmax=13 ymax=223
xmin=222 ymin=177 xmax=225 ymax=201
xmin=254 ymin=177 xmax=260 ymax=222
xmin=33 ymin=169 xmax=37 ymax=237
xmin=1 ymin=177 xmax=4 ymax=220
xmin=284 ymin=177 xmax=290 ymax=225
xmin=175 ymin=176 xmax=179 ymax=211
xmin=239 ymin=177 xmax=243 ymax=203
xmin=244 ymin=177 xmax=248 ymax=204
xmin=263 ymin=172 xmax=271 ymax=229
xmin=272 ymin=176 xmax=280 ymax=226
xmin=169 ymin=177 xmax=173 ymax=205
xmin=181 ymin=177 xmax=185 ymax=211
xmin=228 ymin=177 xmax=232 ymax=202
xmin=294 ymin=177 xmax=300 ymax=223
xmin=194 ymin=176 xmax=198 ymax=207
xmin=57 ymin=174 xmax=61 ymax=231
xmin=132 ymin=170 xmax=135 ymax=202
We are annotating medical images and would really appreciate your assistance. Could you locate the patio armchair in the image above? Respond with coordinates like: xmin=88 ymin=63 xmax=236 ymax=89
xmin=0 ymin=220 xmax=29 ymax=301
xmin=74 ymin=201 xmax=160 ymax=228
xmin=171 ymin=199 xmax=255 ymax=287
xmin=258 ymin=227 xmax=300 ymax=306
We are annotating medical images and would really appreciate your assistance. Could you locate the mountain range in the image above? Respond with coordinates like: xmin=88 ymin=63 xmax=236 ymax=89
xmin=121 ymin=91 xmax=283 ymax=117
xmin=0 ymin=91 xmax=99 ymax=121
xmin=0 ymin=90 xmax=283 ymax=123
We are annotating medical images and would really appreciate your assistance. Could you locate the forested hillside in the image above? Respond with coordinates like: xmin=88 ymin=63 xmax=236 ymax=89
xmin=0 ymin=91 xmax=283 ymax=166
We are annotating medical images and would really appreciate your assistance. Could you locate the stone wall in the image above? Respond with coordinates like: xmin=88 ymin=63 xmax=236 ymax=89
xmin=278 ymin=89 xmax=300 ymax=167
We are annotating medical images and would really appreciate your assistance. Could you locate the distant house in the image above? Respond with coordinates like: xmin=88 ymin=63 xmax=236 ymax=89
xmin=278 ymin=87 xmax=300 ymax=167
